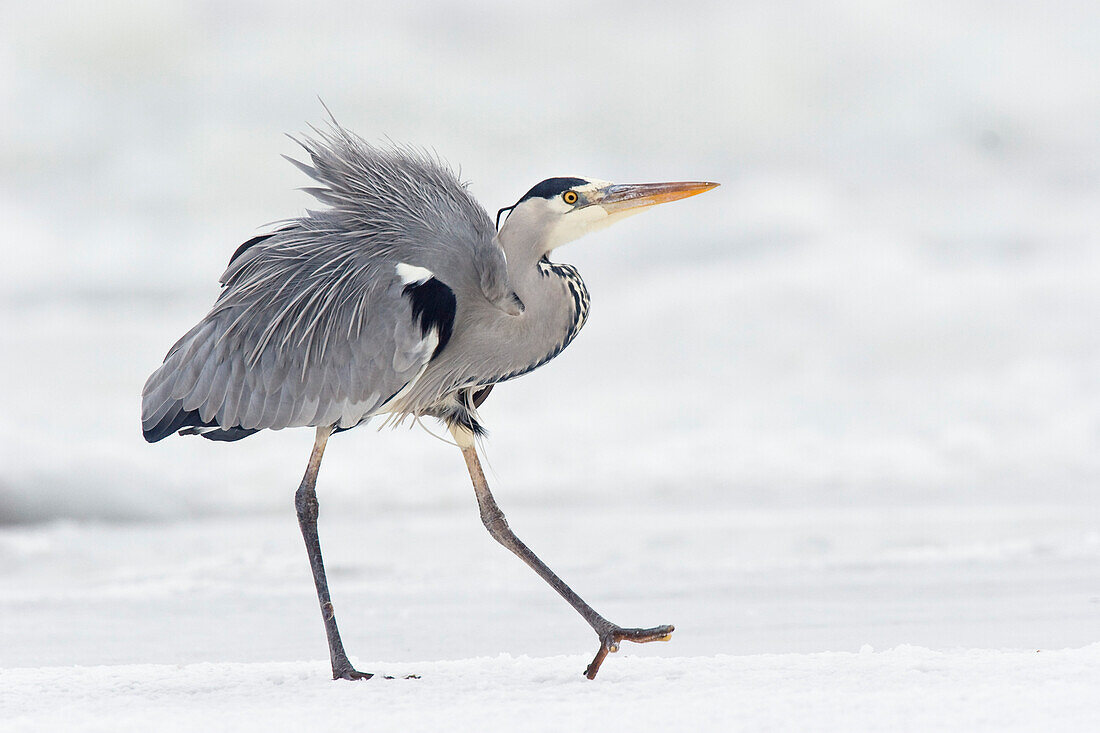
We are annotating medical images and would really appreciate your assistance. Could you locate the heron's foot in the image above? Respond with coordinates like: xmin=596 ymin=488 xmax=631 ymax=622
xmin=584 ymin=623 xmax=675 ymax=680
xmin=333 ymin=665 xmax=373 ymax=681
xmin=333 ymin=666 xmax=421 ymax=681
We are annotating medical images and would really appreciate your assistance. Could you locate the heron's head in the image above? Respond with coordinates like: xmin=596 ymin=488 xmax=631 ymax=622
xmin=496 ymin=177 xmax=718 ymax=261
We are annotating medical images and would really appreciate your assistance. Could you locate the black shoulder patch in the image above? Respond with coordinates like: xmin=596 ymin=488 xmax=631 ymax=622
xmin=403 ymin=277 xmax=456 ymax=359
xmin=518 ymin=177 xmax=589 ymax=203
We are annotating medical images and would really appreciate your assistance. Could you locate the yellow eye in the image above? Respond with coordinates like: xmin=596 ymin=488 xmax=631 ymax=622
xmin=562 ymin=190 xmax=579 ymax=205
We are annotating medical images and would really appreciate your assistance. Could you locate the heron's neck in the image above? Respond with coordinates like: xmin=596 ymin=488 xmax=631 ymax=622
xmin=401 ymin=252 xmax=591 ymax=410
xmin=482 ymin=254 xmax=589 ymax=384
xmin=533 ymin=255 xmax=590 ymax=342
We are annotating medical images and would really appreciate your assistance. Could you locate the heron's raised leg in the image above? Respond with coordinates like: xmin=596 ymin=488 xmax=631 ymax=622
xmin=453 ymin=431 xmax=673 ymax=679
xmin=295 ymin=425 xmax=370 ymax=681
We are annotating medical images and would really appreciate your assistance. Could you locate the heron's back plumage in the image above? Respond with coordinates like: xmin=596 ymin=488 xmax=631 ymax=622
xmin=142 ymin=123 xmax=509 ymax=442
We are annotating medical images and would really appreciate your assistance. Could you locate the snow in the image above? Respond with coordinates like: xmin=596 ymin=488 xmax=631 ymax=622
xmin=2 ymin=0 xmax=1100 ymax=730
xmin=2 ymin=509 xmax=1098 ymax=730
xmin=5 ymin=647 xmax=1100 ymax=733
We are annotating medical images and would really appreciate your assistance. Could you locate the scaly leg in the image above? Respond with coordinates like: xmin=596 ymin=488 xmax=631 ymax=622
xmin=295 ymin=426 xmax=371 ymax=680
xmin=452 ymin=429 xmax=673 ymax=679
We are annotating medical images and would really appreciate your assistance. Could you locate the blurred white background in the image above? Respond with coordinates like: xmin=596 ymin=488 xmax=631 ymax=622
xmin=1 ymin=0 xmax=1099 ymax=688
xmin=2 ymin=0 xmax=1097 ymax=520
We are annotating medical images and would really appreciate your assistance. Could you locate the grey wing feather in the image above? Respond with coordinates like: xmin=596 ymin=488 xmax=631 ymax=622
xmin=141 ymin=122 xmax=495 ymax=443
xmin=142 ymin=248 xmax=435 ymax=441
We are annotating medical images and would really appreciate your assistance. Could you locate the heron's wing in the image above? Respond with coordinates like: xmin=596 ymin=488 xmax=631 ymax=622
xmin=142 ymin=124 xmax=507 ymax=442
xmin=141 ymin=229 xmax=455 ymax=441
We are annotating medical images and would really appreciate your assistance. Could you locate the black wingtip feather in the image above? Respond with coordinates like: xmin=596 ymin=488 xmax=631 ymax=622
xmin=194 ymin=427 xmax=261 ymax=442
xmin=143 ymin=403 xmax=259 ymax=443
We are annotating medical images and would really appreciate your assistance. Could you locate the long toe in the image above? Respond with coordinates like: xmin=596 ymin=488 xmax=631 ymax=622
xmin=617 ymin=624 xmax=675 ymax=644
xmin=585 ymin=623 xmax=675 ymax=679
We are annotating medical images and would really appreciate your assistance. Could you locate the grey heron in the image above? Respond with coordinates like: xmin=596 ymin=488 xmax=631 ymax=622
xmin=141 ymin=120 xmax=717 ymax=680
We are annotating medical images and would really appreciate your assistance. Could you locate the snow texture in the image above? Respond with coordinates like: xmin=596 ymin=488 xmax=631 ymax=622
xmin=1 ymin=0 xmax=1099 ymax=730
xmin=1 ymin=511 xmax=1098 ymax=731
xmin=5 ymin=648 xmax=1100 ymax=733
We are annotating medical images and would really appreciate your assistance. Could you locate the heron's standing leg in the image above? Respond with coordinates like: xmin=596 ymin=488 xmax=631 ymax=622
xmin=295 ymin=425 xmax=370 ymax=680
xmin=452 ymin=428 xmax=673 ymax=679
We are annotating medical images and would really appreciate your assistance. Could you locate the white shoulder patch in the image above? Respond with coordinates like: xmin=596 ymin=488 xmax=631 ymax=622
xmin=395 ymin=262 xmax=433 ymax=286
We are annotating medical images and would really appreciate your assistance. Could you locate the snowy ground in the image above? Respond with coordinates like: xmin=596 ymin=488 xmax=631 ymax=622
xmin=6 ymin=648 xmax=1100 ymax=732
xmin=2 ymin=506 xmax=1099 ymax=730
xmin=2 ymin=1 xmax=1100 ymax=730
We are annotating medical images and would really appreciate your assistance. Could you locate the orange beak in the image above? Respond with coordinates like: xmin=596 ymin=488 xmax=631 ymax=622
xmin=595 ymin=181 xmax=719 ymax=213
